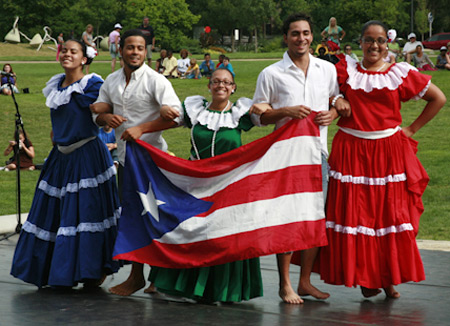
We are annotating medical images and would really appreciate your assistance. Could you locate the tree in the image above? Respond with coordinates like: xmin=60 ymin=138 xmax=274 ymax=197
xmin=415 ymin=0 xmax=429 ymax=40
xmin=122 ymin=0 xmax=199 ymax=50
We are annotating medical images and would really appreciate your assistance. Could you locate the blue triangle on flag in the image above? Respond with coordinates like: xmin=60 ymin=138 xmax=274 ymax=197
xmin=114 ymin=142 xmax=213 ymax=254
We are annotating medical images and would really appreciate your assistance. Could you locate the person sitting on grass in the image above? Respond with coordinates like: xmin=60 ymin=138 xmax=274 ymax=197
xmin=3 ymin=130 xmax=35 ymax=171
xmin=436 ymin=46 xmax=450 ymax=70
xmin=185 ymin=58 xmax=201 ymax=79
xmin=1 ymin=64 xmax=19 ymax=95
xmin=218 ymin=56 xmax=235 ymax=77
xmin=199 ymin=53 xmax=215 ymax=78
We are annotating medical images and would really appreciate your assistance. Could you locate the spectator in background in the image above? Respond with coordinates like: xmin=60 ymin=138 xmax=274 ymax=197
xmin=108 ymin=23 xmax=122 ymax=72
xmin=98 ymin=125 xmax=118 ymax=167
xmin=436 ymin=46 xmax=450 ymax=70
xmin=413 ymin=45 xmax=436 ymax=71
xmin=162 ymin=50 xmax=178 ymax=78
xmin=3 ymin=130 xmax=35 ymax=171
xmin=56 ymin=33 xmax=64 ymax=61
xmin=155 ymin=49 xmax=167 ymax=73
xmin=315 ymin=39 xmax=329 ymax=56
xmin=387 ymin=29 xmax=400 ymax=61
xmin=402 ymin=33 xmax=423 ymax=64
xmin=321 ymin=17 xmax=345 ymax=46
xmin=216 ymin=54 xmax=225 ymax=69
xmin=1 ymin=64 xmax=19 ymax=95
xmin=177 ymin=49 xmax=190 ymax=78
xmin=218 ymin=56 xmax=235 ymax=77
xmin=138 ymin=17 xmax=155 ymax=67
xmin=185 ymin=58 xmax=201 ymax=79
xmin=199 ymin=53 xmax=215 ymax=78
xmin=81 ymin=24 xmax=96 ymax=74
xmin=344 ymin=44 xmax=358 ymax=61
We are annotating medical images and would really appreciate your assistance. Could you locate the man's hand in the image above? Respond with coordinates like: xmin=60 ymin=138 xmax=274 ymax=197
xmin=314 ymin=109 xmax=338 ymax=126
xmin=249 ymin=103 xmax=272 ymax=115
xmin=284 ymin=105 xmax=311 ymax=119
xmin=90 ymin=102 xmax=113 ymax=114
xmin=121 ymin=126 xmax=143 ymax=141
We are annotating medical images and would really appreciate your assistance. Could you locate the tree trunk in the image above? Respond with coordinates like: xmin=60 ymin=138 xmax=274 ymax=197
xmin=254 ymin=28 xmax=258 ymax=53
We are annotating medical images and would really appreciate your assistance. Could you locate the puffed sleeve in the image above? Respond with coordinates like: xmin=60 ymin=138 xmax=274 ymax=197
xmin=397 ymin=64 xmax=432 ymax=102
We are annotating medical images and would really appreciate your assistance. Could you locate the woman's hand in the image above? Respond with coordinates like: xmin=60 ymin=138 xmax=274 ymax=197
xmin=334 ymin=98 xmax=351 ymax=117
xmin=104 ymin=114 xmax=127 ymax=128
xmin=160 ymin=105 xmax=180 ymax=120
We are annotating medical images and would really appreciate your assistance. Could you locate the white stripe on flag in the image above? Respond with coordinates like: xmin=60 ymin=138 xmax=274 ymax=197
xmin=156 ymin=191 xmax=325 ymax=244
xmin=160 ymin=136 xmax=321 ymax=198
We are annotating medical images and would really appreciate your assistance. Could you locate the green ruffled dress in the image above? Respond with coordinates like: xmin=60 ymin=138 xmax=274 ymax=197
xmin=149 ymin=95 xmax=263 ymax=302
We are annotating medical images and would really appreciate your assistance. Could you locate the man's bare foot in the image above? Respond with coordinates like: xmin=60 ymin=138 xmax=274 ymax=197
xmin=109 ymin=275 xmax=146 ymax=296
xmin=144 ymin=282 xmax=157 ymax=294
xmin=298 ymin=282 xmax=330 ymax=300
xmin=361 ymin=286 xmax=381 ymax=298
xmin=384 ymin=285 xmax=400 ymax=298
xmin=279 ymin=286 xmax=304 ymax=304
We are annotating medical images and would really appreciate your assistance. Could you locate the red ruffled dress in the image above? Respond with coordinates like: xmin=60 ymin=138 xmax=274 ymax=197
xmin=318 ymin=57 xmax=431 ymax=289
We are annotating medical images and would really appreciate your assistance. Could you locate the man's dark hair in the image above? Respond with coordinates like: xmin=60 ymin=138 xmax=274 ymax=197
xmin=120 ymin=29 xmax=147 ymax=48
xmin=204 ymin=53 xmax=211 ymax=57
xmin=282 ymin=13 xmax=313 ymax=35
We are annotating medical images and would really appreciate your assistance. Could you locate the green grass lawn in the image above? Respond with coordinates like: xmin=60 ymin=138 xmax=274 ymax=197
xmin=0 ymin=56 xmax=449 ymax=240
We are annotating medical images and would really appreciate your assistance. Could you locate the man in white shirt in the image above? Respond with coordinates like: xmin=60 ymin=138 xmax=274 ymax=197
xmin=91 ymin=29 xmax=181 ymax=296
xmin=252 ymin=12 xmax=349 ymax=304
xmin=402 ymin=33 xmax=424 ymax=64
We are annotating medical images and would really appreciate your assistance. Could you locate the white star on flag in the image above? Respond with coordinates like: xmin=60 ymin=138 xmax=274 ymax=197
xmin=137 ymin=182 xmax=166 ymax=222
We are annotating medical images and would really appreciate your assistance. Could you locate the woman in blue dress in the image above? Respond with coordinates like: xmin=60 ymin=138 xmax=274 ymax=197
xmin=10 ymin=39 xmax=121 ymax=288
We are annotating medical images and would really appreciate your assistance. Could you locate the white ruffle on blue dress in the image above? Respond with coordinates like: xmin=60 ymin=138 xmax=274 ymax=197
xmin=11 ymin=73 xmax=121 ymax=288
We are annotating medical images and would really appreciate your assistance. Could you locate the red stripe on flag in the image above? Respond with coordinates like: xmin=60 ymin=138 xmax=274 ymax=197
xmin=114 ymin=219 xmax=328 ymax=268
xmin=137 ymin=116 xmax=320 ymax=178
xmin=198 ymin=165 xmax=322 ymax=216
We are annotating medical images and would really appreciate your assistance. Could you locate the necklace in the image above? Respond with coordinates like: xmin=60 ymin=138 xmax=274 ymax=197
xmin=360 ymin=61 xmax=386 ymax=72
xmin=190 ymin=100 xmax=231 ymax=160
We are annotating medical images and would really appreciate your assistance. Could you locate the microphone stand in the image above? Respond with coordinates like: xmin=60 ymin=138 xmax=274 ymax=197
xmin=1 ymin=75 xmax=24 ymax=241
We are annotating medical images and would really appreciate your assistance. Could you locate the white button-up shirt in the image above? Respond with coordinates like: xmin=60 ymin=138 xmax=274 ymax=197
xmin=95 ymin=63 xmax=181 ymax=164
xmin=253 ymin=52 xmax=338 ymax=156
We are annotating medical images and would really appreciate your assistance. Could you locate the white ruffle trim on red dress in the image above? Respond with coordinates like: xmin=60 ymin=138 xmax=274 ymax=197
xmin=43 ymin=73 xmax=103 ymax=110
xmin=325 ymin=221 xmax=414 ymax=237
xmin=345 ymin=56 xmax=429 ymax=96
xmin=184 ymin=95 xmax=252 ymax=131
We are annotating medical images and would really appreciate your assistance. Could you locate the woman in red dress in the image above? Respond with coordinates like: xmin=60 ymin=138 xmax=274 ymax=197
xmin=319 ymin=21 xmax=446 ymax=298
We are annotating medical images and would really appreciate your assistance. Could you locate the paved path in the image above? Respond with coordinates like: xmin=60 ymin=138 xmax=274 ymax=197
xmin=1 ymin=234 xmax=449 ymax=325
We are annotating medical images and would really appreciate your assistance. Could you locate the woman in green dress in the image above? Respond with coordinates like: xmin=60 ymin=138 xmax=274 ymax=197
xmin=122 ymin=68 xmax=265 ymax=303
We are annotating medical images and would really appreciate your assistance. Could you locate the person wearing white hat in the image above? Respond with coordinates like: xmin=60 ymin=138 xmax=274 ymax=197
xmin=436 ymin=46 xmax=450 ymax=70
xmin=108 ymin=23 xmax=123 ymax=72
xmin=402 ymin=32 xmax=423 ymax=64
xmin=387 ymin=29 xmax=400 ymax=61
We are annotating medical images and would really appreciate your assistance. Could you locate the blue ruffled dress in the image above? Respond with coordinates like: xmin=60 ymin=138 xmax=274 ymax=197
xmin=10 ymin=73 xmax=121 ymax=288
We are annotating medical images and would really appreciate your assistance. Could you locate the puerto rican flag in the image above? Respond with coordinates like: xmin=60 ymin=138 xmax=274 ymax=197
xmin=113 ymin=116 xmax=327 ymax=268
